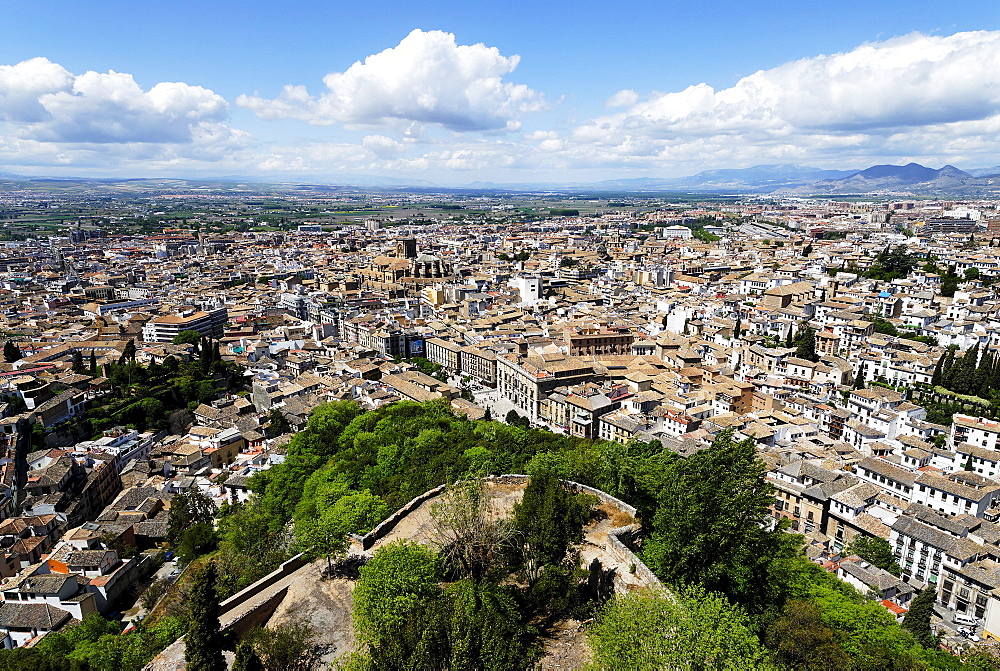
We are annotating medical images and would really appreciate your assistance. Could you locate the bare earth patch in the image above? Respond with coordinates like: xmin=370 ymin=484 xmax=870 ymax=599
xmin=535 ymin=618 xmax=594 ymax=670
xmin=264 ymin=562 xmax=358 ymax=667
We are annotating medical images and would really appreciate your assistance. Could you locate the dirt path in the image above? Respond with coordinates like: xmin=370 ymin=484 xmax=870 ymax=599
xmin=264 ymin=563 xmax=358 ymax=666
xmin=536 ymin=619 xmax=594 ymax=670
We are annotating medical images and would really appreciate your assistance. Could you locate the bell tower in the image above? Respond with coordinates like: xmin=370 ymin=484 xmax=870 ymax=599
xmin=395 ymin=237 xmax=417 ymax=259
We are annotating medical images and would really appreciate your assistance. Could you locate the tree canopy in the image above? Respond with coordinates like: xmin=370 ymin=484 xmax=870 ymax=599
xmin=184 ymin=563 xmax=225 ymax=671
xmin=172 ymin=329 xmax=203 ymax=346
xmin=642 ymin=429 xmax=797 ymax=613
xmin=843 ymin=536 xmax=901 ymax=576
xmin=588 ymin=586 xmax=770 ymax=670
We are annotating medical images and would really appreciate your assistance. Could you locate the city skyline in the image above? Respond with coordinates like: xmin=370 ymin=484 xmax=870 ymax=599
xmin=2 ymin=0 xmax=1000 ymax=183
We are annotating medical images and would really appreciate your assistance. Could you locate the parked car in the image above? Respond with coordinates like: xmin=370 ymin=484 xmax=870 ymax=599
xmin=955 ymin=614 xmax=979 ymax=627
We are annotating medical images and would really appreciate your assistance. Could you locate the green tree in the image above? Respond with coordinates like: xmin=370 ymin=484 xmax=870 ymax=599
xmin=931 ymin=350 xmax=946 ymax=386
xmin=802 ymin=243 xmax=813 ymax=257
xmin=177 ymin=522 xmax=218 ymax=565
xmin=3 ymin=340 xmax=21 ymax=362
xmin=120 ymin=339 xmax=137 ymax=364
xmin=902 ymin=587 xmax=937 ymax=647
xmin=244 ymin=622 xmax=317 ymax=671
xmin=89 ymin=350 xmax=98 ymax=375
xmin=443 ymin=580 xmax=534 ymax=670
xmin=136 ymin=397 xmax=166 ymax=431
xmin=185 ymin=563 xmax=226 ymax=671
xmin=173 ymin=329 xmax=203 ymax=347
xmin=588 ymin=586 xmax=770 ymax=670
xmin=642 ymin=429 xmax=795 ymax=612
xmin=872 ymin=316 xmax=899 ymax=337
xmin=842 ymin=536 xmax=901 ymax=576
xmin=266 ymin=408 xmax=291 ymax=437
xmin=295 ymin=490 xmax=387 ymax=569
xmin=252 ymin=400 xmax=363 ymax=523
xmin=353 ymin=540 xmax=442 ymax=647
xmin=512 ymin=468 xmax=593 ymax=583
xmin=853 ymin=365 xmax=866 ymax=389
xmin=215 ymin=498 xmax=290 ymax=598
xmin=941 ymin=266 xmax=960 ymax=298
xmin=940 ymin=347 xmax=957 ymax=388
xmin=766 ymin=599 xmax=850 ymax=670
xmin=965 ymin=266 xmax=981 ymax=281
xmin=168 ymin=490 xmax=218 ymax=542
xmin=866 ymin=245 xmax=916 ymax=281
xmin=232 ymin=640 xmax=263 ymax=671
xmin=793 ymin=324 xmax=820 ymax=362
xmin=141 ymin=578 xmax=170 ymax=611
xmin=162 ymin=354 xmax=179 ymax=375
xmin=71 ymin=350 xmax=86 ymax=374
xmin=4 ymin=393 xmax=25 ymax=415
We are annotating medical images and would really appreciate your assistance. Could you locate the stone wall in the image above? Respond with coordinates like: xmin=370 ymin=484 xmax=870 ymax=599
xmin=606 ymin=524 xmax=661 ymax=588
xmin=217 ymin=553 xmax=308 ymax=615
xmin=358 ymin=473 xmax=658 ymax=592
xmin=360 ymin=483 xmax=448 ymax=550
xmin=222 ymin=586 xmax=289 ymax=637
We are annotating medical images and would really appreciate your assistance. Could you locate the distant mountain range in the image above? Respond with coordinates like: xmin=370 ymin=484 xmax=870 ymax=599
xmin=578 ymin=163 xmax=1000 ymax=196
xmin=2 ymin=162 xmax=1000 ymax=196
xmin=602 ymin=164 xmax=859 ymax=191
xmin=775 ymin=163 xmax=1000 ymax=196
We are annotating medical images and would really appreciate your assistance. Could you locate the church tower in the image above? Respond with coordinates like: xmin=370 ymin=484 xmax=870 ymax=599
xmin=395 ymin=237 xmax=417 ymax=259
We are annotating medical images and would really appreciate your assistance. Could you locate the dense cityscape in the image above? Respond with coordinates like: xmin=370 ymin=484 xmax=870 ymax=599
xmin=5 ymin=0 xmax=1000 ymax=667
xmin=0 ymin=180 xmax=994 ymax=667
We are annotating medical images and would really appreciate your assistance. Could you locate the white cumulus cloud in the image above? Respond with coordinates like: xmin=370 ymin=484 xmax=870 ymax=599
xmin=605 ymin=89 xmax=638 ymax=108
xmin=623 ymin=31 xmax=1000 ymax=133
xmin=555 ymin=30 xmax=1000 ymax=172
xmin=0 ymin=58 xmax=74 ymax=122
xmin=237 ymin=29 xmax=545 ymax=132
xmin=0 ymin=57 xmax=231 ymax=144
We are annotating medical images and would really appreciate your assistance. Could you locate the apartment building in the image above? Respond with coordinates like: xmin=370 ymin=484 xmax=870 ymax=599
xmin=141 ymin=307 xmax=227 ymax=343
xmin=496 ymin=352 xmax=599 ymax=422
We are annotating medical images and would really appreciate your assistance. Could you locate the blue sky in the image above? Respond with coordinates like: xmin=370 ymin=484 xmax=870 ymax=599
xmin=2 ymin=0 xmax=1000 ymax=183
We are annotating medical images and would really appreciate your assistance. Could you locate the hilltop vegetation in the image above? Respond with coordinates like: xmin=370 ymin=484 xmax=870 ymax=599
xmin=0 ymin=399 xmax=992 ymax=669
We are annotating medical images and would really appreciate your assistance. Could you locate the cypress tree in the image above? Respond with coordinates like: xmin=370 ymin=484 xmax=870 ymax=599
xmin=232 ymin=640 xmax=263 ymax=671
xmin=956 ymin=344 xmax=981 ymax=395
xmin=902 ymin=587 xmax=937 ymax=647
xmin=853 ymin=366 xmax=866 ymax=389
xmin=200 ymin=337 xmax=212 ymax=374
xmin=71 ymin=350 xmax=85 ymax=374
xmin=975 ymin=350 xmax=993 ymax=399
xmin=991 ymin=354 xmax=1000 ymax=398
xmin=89 ymin=350 xmax=97 ymax=376
xmin=794 ymin=325 xmax=819 ymax=363
xmin=2 ymin=341 xmax=20 ymax=363
xmin=941 ymin=349 xmax=957 ymax=390
xmin=185 ymin=563 xmax=226 ymax=671
xmin=931 ymin=351 xmax=946 ymax=387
